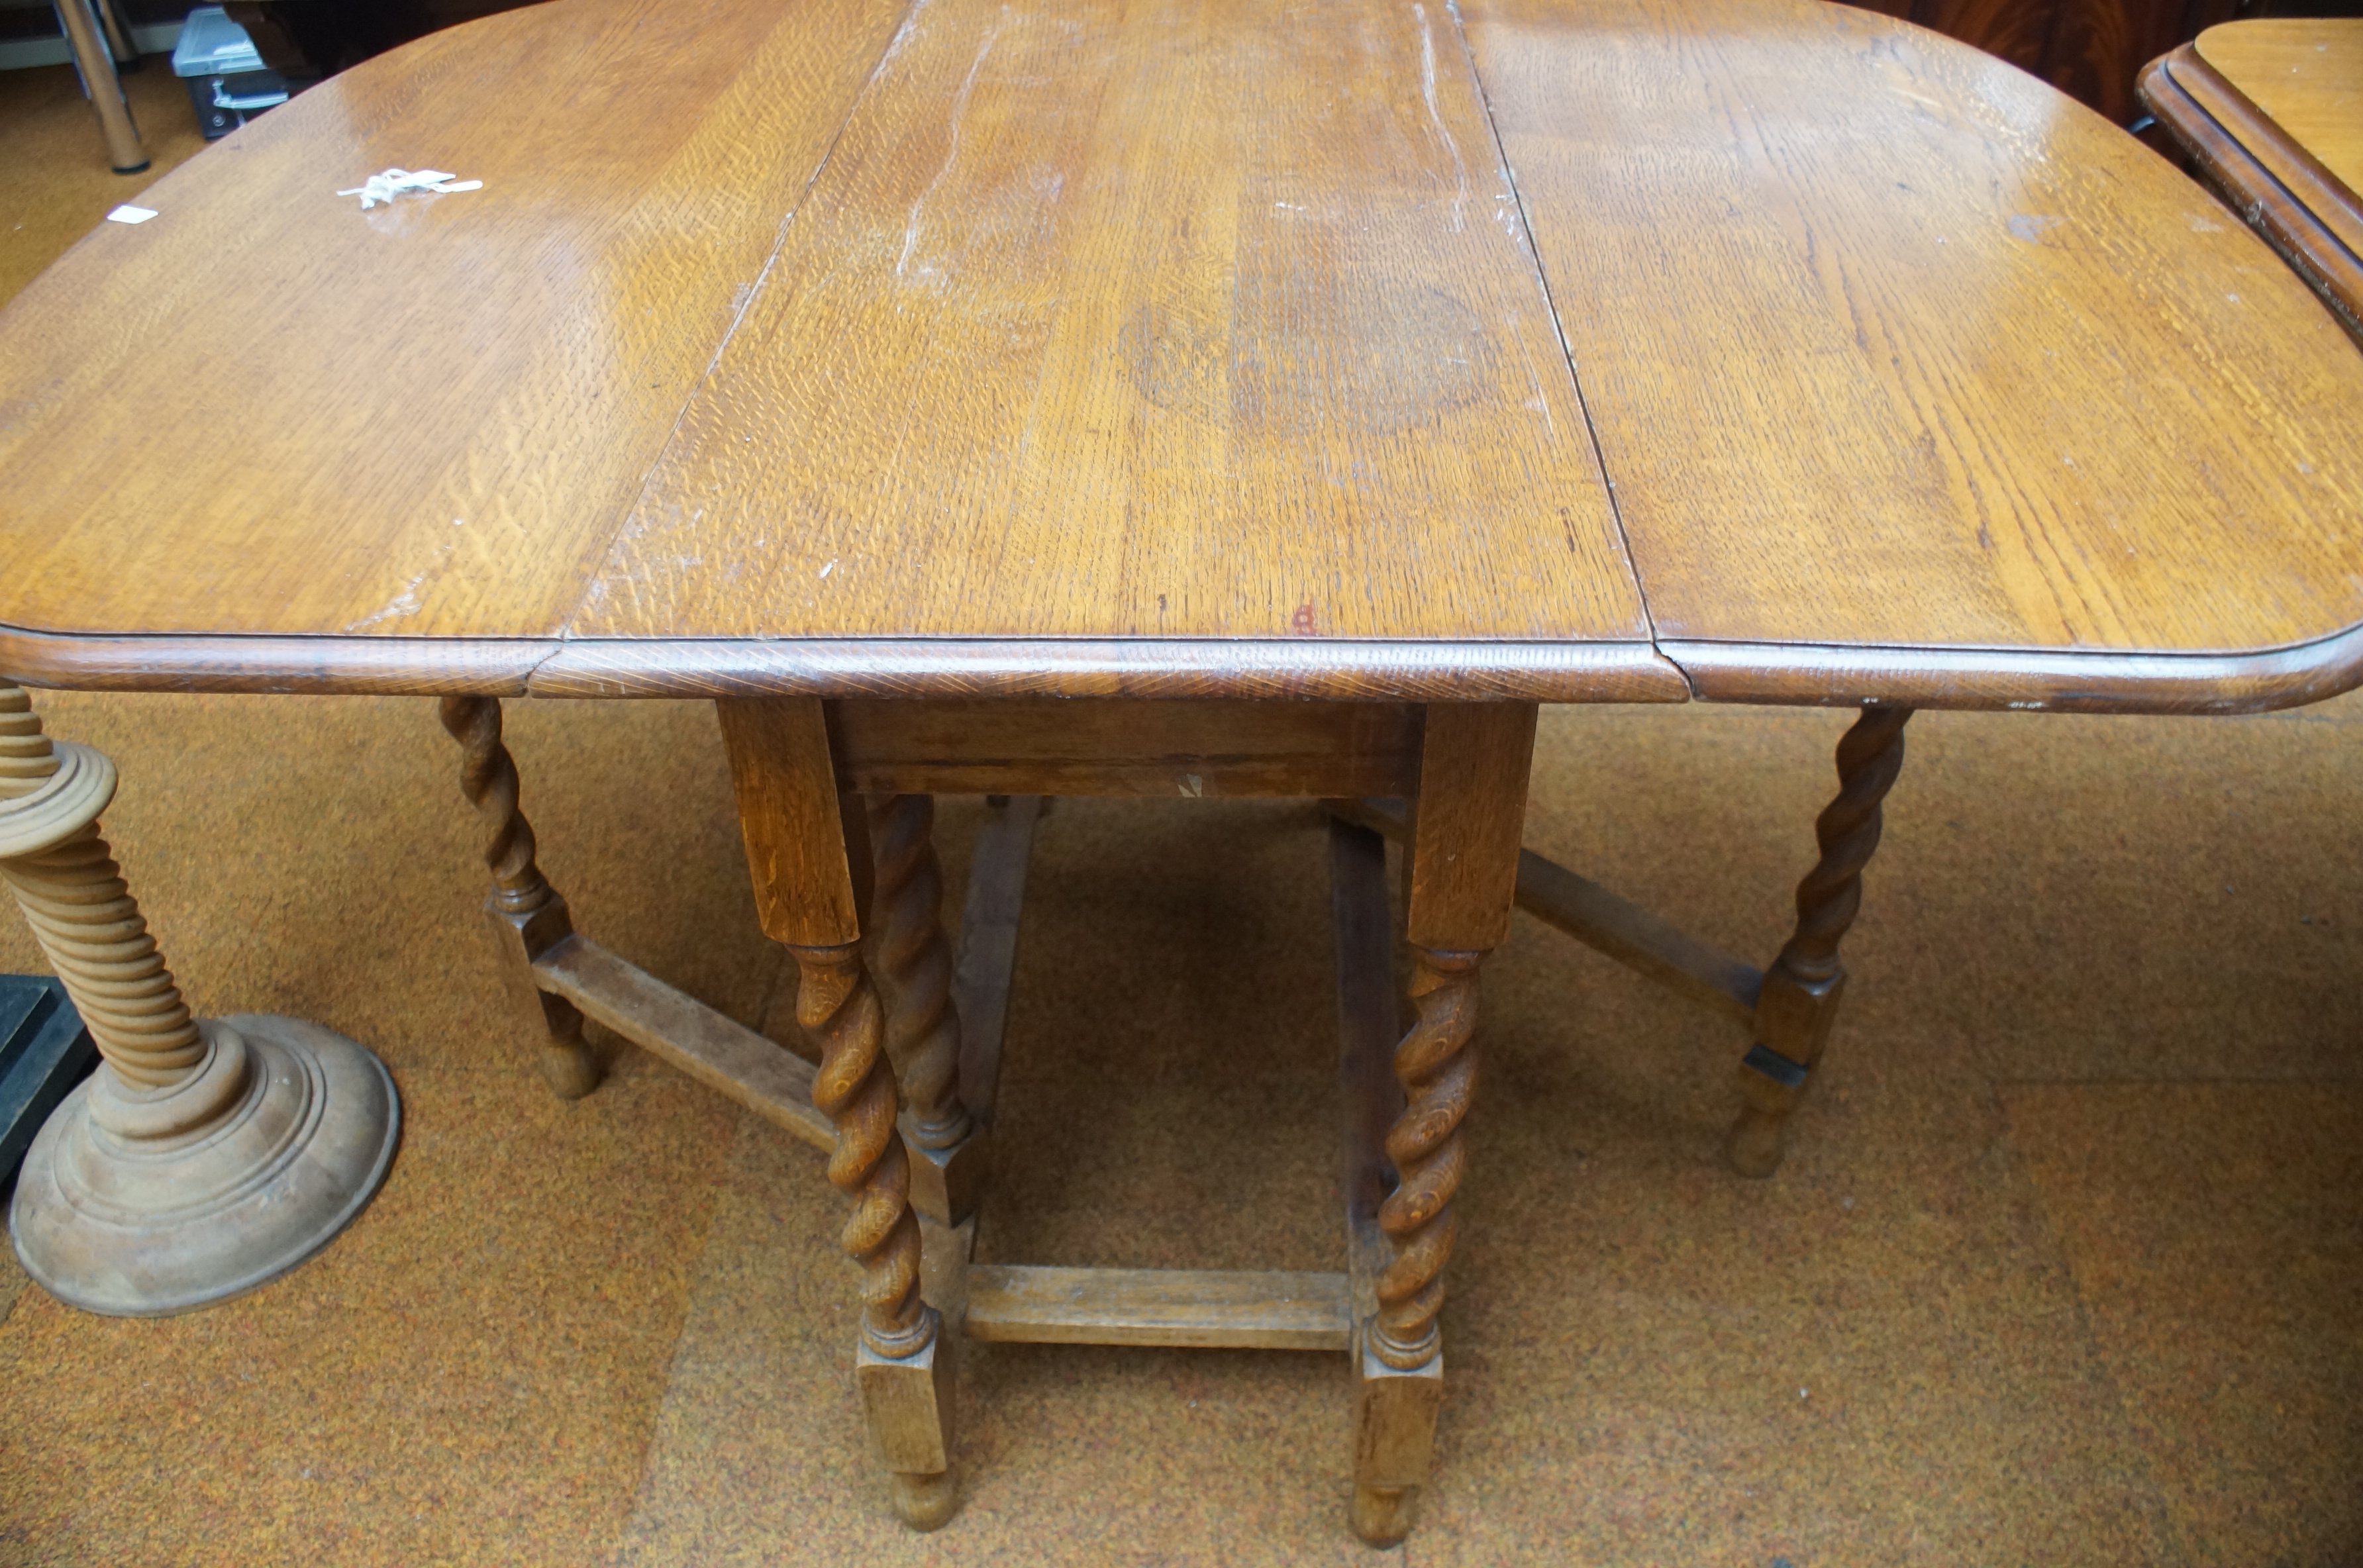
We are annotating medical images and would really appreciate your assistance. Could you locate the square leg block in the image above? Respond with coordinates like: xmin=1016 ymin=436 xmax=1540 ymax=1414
xmin=1352 ymin=1342 xmax=1443 ymax=1489
xmin=1350 ymin=1340 xmax=1443 ymax=1545
xmin=903 ymin=1122 xmax=991 ymax=1227
xmin=857 ymin=1307 xmax=955 ymax=1476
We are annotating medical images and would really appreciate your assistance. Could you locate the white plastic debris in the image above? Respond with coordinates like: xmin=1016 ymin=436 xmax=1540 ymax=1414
xmin=105 ymin=205 xmax=158 ymax=224
xmin=334 ymin=169 xmax=483 ymax=209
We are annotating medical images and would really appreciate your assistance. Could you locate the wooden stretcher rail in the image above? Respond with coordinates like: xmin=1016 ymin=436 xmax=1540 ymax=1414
xmin=532 ymin=935 xmax=834 ymax=1153
xmin=964 ymin=1265 xmax=1353 ymax=1351
xmin=1331 ymin=799 xmax=1763 ymax=1029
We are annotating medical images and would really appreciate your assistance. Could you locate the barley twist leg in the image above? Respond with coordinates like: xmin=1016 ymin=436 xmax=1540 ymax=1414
xmin=1372 ymin=948 xmax=1481 ymax=1371
xmin=865 ymin=795 xmax=974 ymax=1148
xmin=797 ymin=941 xmax=929 ymax=1353
xmin=864 ymin=794 xmax=988 ymax=1224
xmin=795 ymin=939 xmax=956 ymax=1531
xmin=439 ymin=695 xmax=557 ymax=913
xmin=437 ymin=695 xmax=599 ymax=1099
xmin=1727 ymin=705 xmax=1913 ymax=1178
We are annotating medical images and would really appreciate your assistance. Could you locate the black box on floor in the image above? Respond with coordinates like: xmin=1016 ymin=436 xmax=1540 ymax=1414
xmin=0 ymin=976 xmax=97 ymax=1187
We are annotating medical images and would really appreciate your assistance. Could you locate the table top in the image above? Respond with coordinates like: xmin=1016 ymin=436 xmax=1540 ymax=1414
xmin=3 ymin=0 xmax=2360 ymax=710
xmin=2142 ymin=21 xmax=2363 ymax=360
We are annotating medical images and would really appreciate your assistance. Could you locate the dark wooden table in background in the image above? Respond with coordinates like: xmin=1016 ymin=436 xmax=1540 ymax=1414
xmin=1 ymin=0 xmax=2358 ymax=1542
xmin=2143 ymin=17 xmax=2363 ymax=341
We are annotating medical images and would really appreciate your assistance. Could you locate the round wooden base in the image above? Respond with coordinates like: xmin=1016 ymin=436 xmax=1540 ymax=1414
xmin=9 ymin=1014 xmax=400 ymax=1317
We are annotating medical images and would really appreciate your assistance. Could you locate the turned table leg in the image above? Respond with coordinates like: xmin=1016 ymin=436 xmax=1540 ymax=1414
xmin=56 ymin=0 xmax=147 ymax=174
xmin=2 ymin=683 xmax=398 ymax=1316
xmin=1725 ymin=706 xmax=1913 ymax=1179
xmin=438 ymin=696 xmax=601 ymax=1099
xmin=866 ymin=793 xmax=989 ymax=1225
xmin=717 ymin=698 xmax=958 ymax=1532
xmin=1350 ymin=703 xmax=1535 ymax=1546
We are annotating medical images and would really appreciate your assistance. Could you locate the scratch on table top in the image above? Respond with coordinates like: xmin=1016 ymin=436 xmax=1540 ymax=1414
xmin=1414 ymin=3 xmax=1468 ymax=233
xmin=874 ymin=0 xmax=931 ymax=72
xmin=344 ymin=564 xmax=436 ymax=632
xmin=899 ymin=12 xmax=1005 ymax=279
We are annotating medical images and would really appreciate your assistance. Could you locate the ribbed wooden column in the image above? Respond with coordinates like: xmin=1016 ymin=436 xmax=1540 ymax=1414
xmin=3 ymin=684 xmax=401 ymax=1316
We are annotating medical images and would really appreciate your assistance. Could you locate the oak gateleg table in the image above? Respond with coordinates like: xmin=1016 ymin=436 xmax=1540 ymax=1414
xmin=1 ymin=0 xmax=2359 ymax=1542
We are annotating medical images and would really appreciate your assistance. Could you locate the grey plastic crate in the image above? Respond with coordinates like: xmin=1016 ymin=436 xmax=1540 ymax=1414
xmin=171 ymin=6 xmax=289 ymax=140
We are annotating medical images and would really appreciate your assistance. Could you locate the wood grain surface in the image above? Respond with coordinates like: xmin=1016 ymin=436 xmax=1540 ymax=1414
xmin=963 ymin=1265 xmax=1352 ymax=1351
xmin=1835 ymin=0 xmax=2242 ymax=126
xmin=581 ymin=0 xmax=1642 ymax=648
xmin=1466 ymin=0 xmax=2363 ymax=689
xmin=2 ymin=0 xmax=2361 ymax=710
xmin=2142 ymin=29 xmax=2363 ymax=351
xmin=829 ymin=698 xmax=1423 ymax=797
xmin=0 ymin=0 xmax=908 ymax=646
xmin=2198 ymin=19 xmax=2362 ymax=198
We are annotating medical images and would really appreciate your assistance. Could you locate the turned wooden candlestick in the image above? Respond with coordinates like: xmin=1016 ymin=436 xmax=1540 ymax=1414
xmin=2 ymin=685 xmax=399 ymax=1316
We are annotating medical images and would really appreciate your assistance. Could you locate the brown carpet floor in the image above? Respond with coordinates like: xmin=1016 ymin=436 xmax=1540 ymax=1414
xmin=3 ymin=58 xmax=2359 ymax=1568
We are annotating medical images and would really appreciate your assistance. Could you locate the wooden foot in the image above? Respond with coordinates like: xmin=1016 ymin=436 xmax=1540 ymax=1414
xmin=1350 ymin=1344 xmax=1444 ymax=1546
xmin=0 ymin=686 xmax=397 ymax=1315
xmin=886 ymin=1465 xmax=960 ymax=1532
xmin=439 ymin=696 xmax=601 ymax=1099
xmin=1350 ymin=1483 xmax=1423 ymax=1549
xmin=1725 ymin=706 xmax=1911 ymax=1179
xmin=859 ymin=1316 xmax=954 ymax=1473
xmin=866 ymin=793 xmax=988 ymax=1224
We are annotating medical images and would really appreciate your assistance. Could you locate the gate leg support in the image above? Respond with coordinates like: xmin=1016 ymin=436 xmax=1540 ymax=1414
xmin=439 ymin=696 xmax=601 ymax=1099
xmin=1727 ymin=706 xmax=1912 ymax=1179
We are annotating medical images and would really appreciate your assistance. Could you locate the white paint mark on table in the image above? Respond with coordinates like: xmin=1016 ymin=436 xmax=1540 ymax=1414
xmin=106 ymin=205 xmax=158 ymax=224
